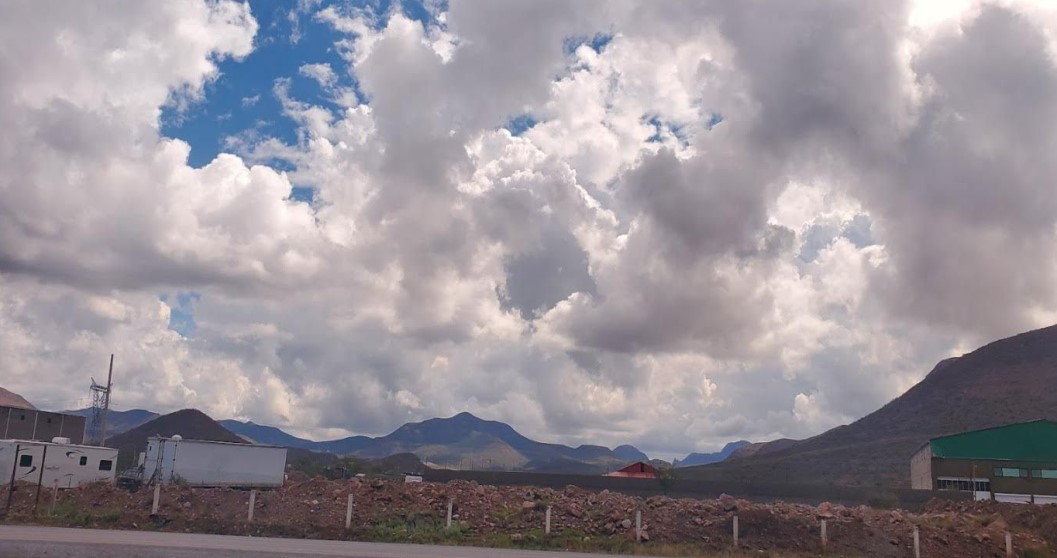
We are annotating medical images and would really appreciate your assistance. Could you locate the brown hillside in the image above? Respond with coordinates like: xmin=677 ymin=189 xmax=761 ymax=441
xmin=107 ymin=408 xmax=245 ymax=470
xmin=684 ymin=324 xmax=1057 ymax=487
xmin=0 ymin=387 xmax=35 ymax=410
xmin=728 ymin=438 xmax=798 ymax=460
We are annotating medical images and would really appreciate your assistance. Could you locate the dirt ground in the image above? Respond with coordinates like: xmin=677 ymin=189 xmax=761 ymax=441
xmin=1 ymin=476 xmax=1054 ymax=557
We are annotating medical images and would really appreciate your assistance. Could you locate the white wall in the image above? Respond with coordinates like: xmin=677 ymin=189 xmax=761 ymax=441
xmin=909 ymin=444 xmax=932 ymax=489
xmin=144 ymin=438 xmax=286 ymax=487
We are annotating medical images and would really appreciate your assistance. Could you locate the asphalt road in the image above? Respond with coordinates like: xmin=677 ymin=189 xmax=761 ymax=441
xmin=0 ymin=525 xmax=664 ymax=558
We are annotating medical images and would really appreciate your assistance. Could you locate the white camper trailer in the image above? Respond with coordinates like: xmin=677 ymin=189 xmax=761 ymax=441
xmin=142 ymin=436 xmax=287 ymax=488
xmin=0 ymin=438 xmax=118 ymax=488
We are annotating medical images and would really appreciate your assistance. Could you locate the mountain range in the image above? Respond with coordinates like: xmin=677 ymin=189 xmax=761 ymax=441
xmin=683 ymin=323 xmax=1057 ymax=487
xmin=222 ymin=412 xmax=651 ymax=473
xmin=674 ymin=440 xmax=751 ymax=467
xmin=53 ymin=405 xmax=661 ymax=474
xmin=62 ymin=408 xmax=160 ymax=437
xmin=28 ymin=321 xmax=1057 ymax=484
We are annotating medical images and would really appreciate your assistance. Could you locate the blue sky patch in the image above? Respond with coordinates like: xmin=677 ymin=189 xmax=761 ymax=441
xmin=290 ymin=186 xmax=316 ymax=204
xmin=707 ymin=113 xmax=724 ymax=129
xmin=505 ymin=114 xmax=538 ymax=136
xmin=162 ymin=292 xmax=201 ymax=336
xmin=645 ymin=115 xmax=691 ymax=146
xmin=160 ymin=0 xmax=438 ymax=169
xmin=563 ymin=32 xmax=614 ymax=56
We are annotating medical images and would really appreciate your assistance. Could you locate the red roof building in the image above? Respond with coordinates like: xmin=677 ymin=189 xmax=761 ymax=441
xmin=604 ymin=461 xmax=658 ymax=479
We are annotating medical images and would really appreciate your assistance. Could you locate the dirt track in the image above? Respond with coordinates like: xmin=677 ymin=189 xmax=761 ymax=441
xmin=1 ymin=476 xmax=1054 ymax=557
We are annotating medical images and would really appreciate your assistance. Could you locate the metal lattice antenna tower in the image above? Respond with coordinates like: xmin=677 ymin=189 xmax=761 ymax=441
xmin=87 ymin=354 xmax=114 ymax=446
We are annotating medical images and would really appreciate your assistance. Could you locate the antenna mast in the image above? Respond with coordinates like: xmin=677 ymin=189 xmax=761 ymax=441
xmin=87 ymin=354 xmax=114 ymax=446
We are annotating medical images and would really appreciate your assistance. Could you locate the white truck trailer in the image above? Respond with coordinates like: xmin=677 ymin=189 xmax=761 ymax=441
xmin=0 ymin=438 xmax=118 ymax=488
xmin=142 ymin=436 xmax=287 ymax=488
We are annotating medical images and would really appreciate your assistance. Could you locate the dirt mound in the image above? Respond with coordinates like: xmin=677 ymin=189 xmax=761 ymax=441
xmin=2 ymin=479 xmax=1054 ymax=557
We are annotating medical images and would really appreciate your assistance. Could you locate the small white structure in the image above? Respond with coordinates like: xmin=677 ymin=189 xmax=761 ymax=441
xmin=0 ymin=438 xmax=118 ymax=488
xmin=142 ymin=436 xmax=287 ymax=488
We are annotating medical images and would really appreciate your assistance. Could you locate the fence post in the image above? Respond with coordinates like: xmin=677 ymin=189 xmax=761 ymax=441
xmin=821 ymin=519 xmax=828 ymax=553
xmin=151 ymin=484 xmax=161 ymax=515
xmin=733 ymin=515 xmax=739 ymax=547
xmin=248 ymin=489 xmax=256 ymax=522
xmin=913 ymin=525 xmax=920 ymax=558
xmin=345 ymin=494 xmax=354 ymax=530
xmin=1006 ymin=532 xmax=1013 ymax=558
xmin=49 ymin=480 xmax=58 ymax=515
xmin=446 ymin=501 xmax=453 ymax=529
xmin=635 ymin=510 xmax=642 ymax=542
xmin=545 ymin=506 xmax=551 ymax=535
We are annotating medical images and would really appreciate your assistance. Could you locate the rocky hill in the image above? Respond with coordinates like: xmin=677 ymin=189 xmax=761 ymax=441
xmin=0 ymin=387 xmax=35 ymax=409
xmin=107 ymin=409 xmax=245 ymax=469
xmin=683 ymin=324 xmax=1057 ymax=487
xmin=727 ymin=438 xmax=799 ymax=460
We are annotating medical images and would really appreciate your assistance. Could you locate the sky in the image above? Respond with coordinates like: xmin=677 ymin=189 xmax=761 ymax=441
xmin=2 ymin=0 xmax=1057 ymax=459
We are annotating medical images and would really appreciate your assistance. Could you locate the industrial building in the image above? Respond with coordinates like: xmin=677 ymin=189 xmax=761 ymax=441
xmin=0 ymin=405 xmax=86 ymax=445
xmin=911 ymin=420 xmax=1057 ymax=503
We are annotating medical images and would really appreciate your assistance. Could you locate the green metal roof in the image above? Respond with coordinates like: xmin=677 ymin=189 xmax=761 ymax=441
xmin=931 ymin=420 xmax=1057 ymax=462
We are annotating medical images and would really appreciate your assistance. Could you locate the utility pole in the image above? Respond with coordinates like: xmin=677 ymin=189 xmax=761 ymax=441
xmin=100 ymin=354 xmax=113 ymax=445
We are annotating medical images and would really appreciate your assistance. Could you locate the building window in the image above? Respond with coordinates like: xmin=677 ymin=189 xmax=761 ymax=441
xmin=994 ymin=467 xmax=1029 ymax=478
xmin=19 ymin=455 xmax=32 ymax=467
xmin=1031 ymin=469 xmax=1057 ymax=479
xmin=936 ymin=478 xmax=990 ymax=492
xmin=98 ymin=460 xmax=113 ymax=472
xmin=79 ymin=456 xmax=87 ymax=466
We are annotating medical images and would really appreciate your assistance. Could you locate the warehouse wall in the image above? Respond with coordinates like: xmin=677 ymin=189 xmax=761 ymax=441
xmin=1 ymin=406 xmax=86 ymax=444
xmin=932 ymin=458 xmax=1057 ymax=497
xmin=910 ymin=445 xmax=932 ymax=489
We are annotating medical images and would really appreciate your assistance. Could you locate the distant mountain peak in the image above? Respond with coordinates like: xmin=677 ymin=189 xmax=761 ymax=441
xmin=675 ymin=440 xmax=751 ymax=468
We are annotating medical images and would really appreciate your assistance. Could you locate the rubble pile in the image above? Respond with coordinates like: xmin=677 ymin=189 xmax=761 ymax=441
xmin=2 ymin=478 xmax=1054 ymax=557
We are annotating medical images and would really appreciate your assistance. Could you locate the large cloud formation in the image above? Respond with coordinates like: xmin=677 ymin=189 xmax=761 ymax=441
xmin=2 ymin=0 xmax=1056 ymax=455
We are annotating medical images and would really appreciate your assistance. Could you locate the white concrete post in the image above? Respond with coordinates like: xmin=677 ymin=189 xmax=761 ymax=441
xmin=545 ymin=506 xmax=552 ymax=535
xmin=49 ymin=480 xmax=58 ymax=515
xmin=821 ymin=519 xmax=828 ymax=553
xmin=248 ymin=489 xmax=256 ymax=522
xmin=446 ymin=501 xmax=453 ymax=529
xmin=913 ymin=525 xmax=920 ymax=558
xmin=1006 ymin=532 xmax=1013 ymax=558
xmin=635 ymin=510 xmax=642 ymax=543
xmin=345 ymin=494 xmax=354 ymax=530
xmin=733 ymin=515 xmax=739 ymax=547
xmin=151 ymin=484 xmax=161 ymax=515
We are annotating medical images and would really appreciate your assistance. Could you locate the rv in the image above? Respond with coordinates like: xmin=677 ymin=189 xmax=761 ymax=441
xmin=0 ymin=438 xmax=118 ymax=488
xmin=142 ymin=436 xmax=287 ymax=488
